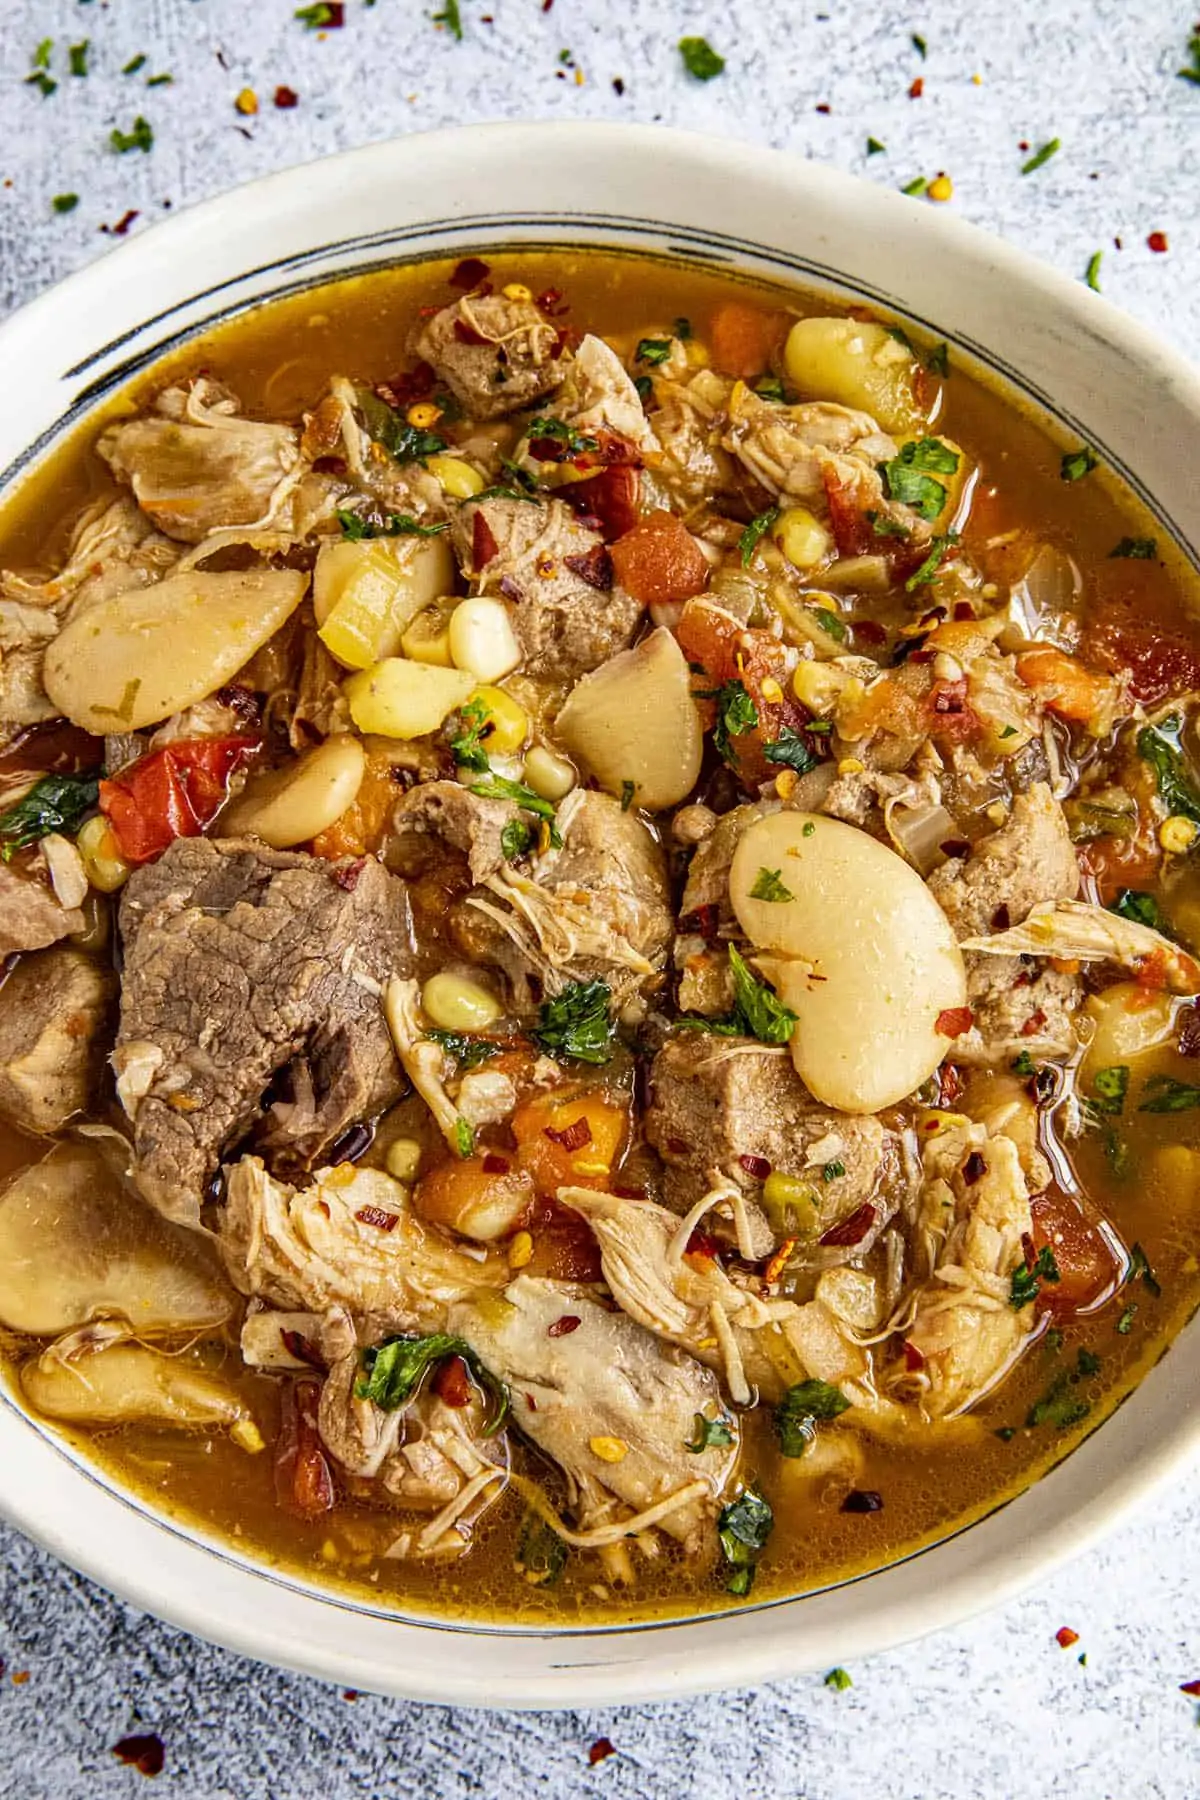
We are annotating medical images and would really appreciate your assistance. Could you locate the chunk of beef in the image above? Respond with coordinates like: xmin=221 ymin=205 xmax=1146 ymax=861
xmin=645 ymin=1033 xmax=904 ymax=1240
xmin=0 ymin=947 xmax=116 ymax=1134
xmin=394 ymin=780 xmax=522 ymax=884
xmin=451 ymin=497 xmax=643 ymax=682
xmin=451 ymin=1274 xmax=735 ymax=1553
xmin=928 ymin=782 xmax=1078 ymax=940
xmin=115 ymin=837 xmax=410 ymax=1226
xmin=412 ymin=293 xmax=566 ymax=421
xmin=0 ymin=863 xmax=85 ymax=957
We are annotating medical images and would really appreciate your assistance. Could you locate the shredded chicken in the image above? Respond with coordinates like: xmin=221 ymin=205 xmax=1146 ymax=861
xmin=963 ymin=899 xmax=1200 ymax=994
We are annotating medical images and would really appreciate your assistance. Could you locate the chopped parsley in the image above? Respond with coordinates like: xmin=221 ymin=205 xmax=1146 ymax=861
xmin=682 ymin=946 xmax=798 ymax=1047
xmin=1136 ymin=716 xmax=1200 ymax=826
xmin=905 ymin=529 xmax=959 ymax=591
xmin=825 ymin=1667 xmax=853 ymax=1691
xmin=620 ymin=780 xmax=636 ymax=812
xmin=25 ymin=40 xmax=56 ymax=96
xmin=470 ymin=773 xmax=562 ymax=847
xmin=425 ymin=1030 xmax=502 ymax=1072
xmin=454 ymin=1116 xmax=475 ymax=1158
xmin=1109 ymin=536 xmax=1157 ymax=559
xmin=925 ymin=340 xmax=951 ymax=377
xmin=754 ymin=374 xmax=786 ymax=401
xmin=1129 ymin=1242 xmax=1161 ymax=1297
xmin=1077 ymin=1347 xmax=1102 ymax=1378
xmin=1011 ymin=1050 xmax=1037 ymax=1077
xmin=52 ymin=193 xmax=79 ymax=214
xmin=763 ymin=727 xmax=819 ymax=776
xmin=868 ymin=511 xmax=912 ymax=540
xmin=1084 ymin=251 xmax=1103 ymax=292
xmin=812 ymin=608 xmax=847 ymax=643
xmin=1116 ymin=1303 xmax=1137 ymax=1335
xmin=1110 ymin=888 xmax=1163 ymax=929
xmin=1181 ymin=30 xmax=1200 ymax=83
xmin=0 ymin=772 xmax=99 ymax=859
xmin=295 ymin=3 xmax=342 ymax=26
xmin=1026 ymin=1366 xmax=1091 ymax=1430
xmin=500 ymin=819 xmax=532 ymax=862
xmin=1021 ymin=138 xmax=1061 ymax=175
xmin=1061 ymin=445 xmax=1099 ymax=482
xmin=1088 ymin=1064 xmax=1129 ymax=1117
xmin=526 ymin=416 xmax=599 ymax=458
xmin=1139 ymin=1075 xmax=1200 ymax=1114
xmin=533 ymin=978 xmax=615 ymax=1066
xmin=879 ymin=438 xmax=959 ymax=520
xmin=68 ymin=41 xmax=89 ymax=78
xmin=717 ymin=1486 xmax=773 ymax=1595
xmin=749 ymin=867 xmax=794 ymax=904
xmin=866 ymin=136 xmax=886 ymax=155
xmin=739 ymin=505 xmax=780 ymax=567
xmin=514 ymin=1512 xmax=567 ymax=1586
xmin=911 ymin=32 xmax=927 ymax=57
xmin=448 ymin=697 xmax=491 ymax=772
xmin=122 ymin=53 xmax=147 ymax=75
xmin=901 ymin=176 xmax=928 ymax=197
xmin=823 ymin=1160 xmax=845 ymax=1181
xmin=712 ymin=679 xmax=759 ymax=765
xmin=633 ymin=374 xmax=654 ymax=402
xmin=432 ymin=0 xmax=464 ymax=39
xmin=635 ymin=337 xmax=673 ymax=366
xmin=685 ymin=1412 xmax=735 ymax=1453
xmin=1010 ymin=1244 xmax=1060 ymax=1309
xmin=110 ymin=116 xmax=154 ymax=154
xmin=355 ymin=388 xmax=447 ymax=464
xmin=335 ymin=507 xmax=447 ymax=540
xmin=774 ymin=1380 xmax=850 ymax=1458
xmin=356 ymin=1333 xmax=507 ymax=1432
xmin=679 ymin=36 xmax=725 ymax=81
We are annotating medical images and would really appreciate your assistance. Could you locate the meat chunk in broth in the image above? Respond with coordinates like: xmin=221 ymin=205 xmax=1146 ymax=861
xmin=0 ymin=946 xmax=116 ymax=1134
xmin=412 ymin=292 xmax=567 ymax=420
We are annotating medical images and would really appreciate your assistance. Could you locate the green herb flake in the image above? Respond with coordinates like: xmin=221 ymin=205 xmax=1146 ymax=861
xmin=905 ymin=528 xmax=960 ymax=591
xmin=1136 ymin=716 xmax=1200 ymax=827
xmin=145 ymin=73 xmax=173 ymax=87
xmin=1077 ymin=1347 xmax=1102 ymax=1378
xmin=685 ymin=1412 xmax=735 ymax=1453
xmin=1129 ymin=1242 xmax=1162 ymax=1297
xmin=866 ymin=136 xmax=886 ymax=156
xmin=713 ymin=679 xmax=759 ymax=765
xmin=925 ymin=341 xmax=950 ymax=377
xmin=32 ymin=38 xmax=53 ymax=70
xmin=619 ymin=780 xmax=636 ymax=813
xmin=1109 ymin=536 xmax=1157 ymax=560
xmin=823 ymin=1160 xmax=846 ymax=1181
xmin=68 ymin=41 xmax=89 ymax=78
xmin=774 ymin=1379 xmax=850 ymax=1458
xmin=110 ymin=115 xmax=154 ymax=154
xmin=1011 ymin=1050 xmax=1036 ymax=1077
xmin=454 ymin=1116 xmax=475 ymax=1158
xmin=356 ymin=1333 xmax=508 ymax=1432
xmin=1026 ymin=1368 xmax=1091 ymax=1430
xmin=634 ymin=374 xmax=654 ymax=402
xmin=1084 ymin=251 xmax=1103 ymax=292
xmin=635 ymin=337 xmax=673 ymax=366
xmin=514 ymin=1511 xmax=567 ymax=1586
xmin=295 ymin=2 xmax=340 ymax=26
xmin=1139 ymin=1075 xmax=1200 ymax=1114
xmin=1022 ymin=138 xmax=1061 ymax=175
xmin=995 ymin=1426 xmax=1017 ymax=1443
xmin=0 ymin=772 xmax=100 ymax=859
xmin=802 ymin=820 xmax=816 ymax=837
xmin=1010 ymin=1243 xmax=1060 ymax=1309
xmin=867 ymin=510 xmax=912 ymax=540
xmin=727 ymin=945 xmax=797 ymax=1044
xmin=1061 ymin=445 xmax=1099 ymax=483
xmin=25 ymin=71 xmax=57 ymax=98
xmin=825 ymin=1667 xmax=853 ymax=1691
xmin=336 ymin=506 xmax=447 ymax=540
xmin=52 ymin=193 xmax=79 ymax=215
xmin=749 ymin=867 xmax=794 ymax=904
xmin=679 ymin=36 xmax=725 ymax=81
xmin=526 ymin=415 xmax=600 ymax=458
xmin=739 ymin=505 xmax=780 ymax=567
xmin=1116 ymin=1303 xmax=1138 ymax=1335
xmin=448 ymin=697 xmax=491 ymax=773
xmin=812 ymin=608 xmax=847 ymax=643
xmin=533 ymin=978 xmax=615 ymax=1066
xmin=901 ymin=176 xmax=928 ymax=197
xmin=470 ymin=773 xmax=561 ymax=847
xmin=754 ymin=374 xmax=786 ymax=402
xmin=763 ymin=727 xmax=819 ymax=776
xmin=717 ymin=1485 xmax=773 ymax=1595
xmin=1089 ymin=1064 xmax=1130 ymax=1117
xmin=1180 ymin=29 xmax=1200 ymax=82
xmin=122 ymin=54 xmax=147 ymax=75
xmin=425 ymin=1029 xmax=502 ymax=1073
xmin=432 ymin=0 xmax=464 ymax=38
xmin=1110 ymin=888 xmax=1163 ymax=929
xmin=500 ymin=818 xmax=532 ymax=863
xmin=879 ymin=438 xmax=959 ymax=520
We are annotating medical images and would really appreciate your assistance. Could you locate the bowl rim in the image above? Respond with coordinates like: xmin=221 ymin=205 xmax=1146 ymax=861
xmin=2 ymin=118 xmax=1200 ymax=1708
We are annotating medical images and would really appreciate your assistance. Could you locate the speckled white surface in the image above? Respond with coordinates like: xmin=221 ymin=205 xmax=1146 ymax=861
xmin=0 ymin=1 xmax=1199 ymax=1793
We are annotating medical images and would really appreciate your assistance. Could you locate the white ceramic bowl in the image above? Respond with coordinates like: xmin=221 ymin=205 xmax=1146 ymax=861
xmin=2 ymin=122 xmax=1199 ymax=1709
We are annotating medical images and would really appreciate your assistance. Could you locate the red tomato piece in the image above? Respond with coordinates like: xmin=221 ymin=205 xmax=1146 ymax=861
xmin=99 ymin=735 xmax=258 ymax=865
xmin=610 ymin=510 xmax=710 ymax=606
xmin=274 ymin=1378 xmax=335 ymax=1519
xmin=565 ymin=465 xmax=640 ymax=541
xmin=1029 ymin=1190 xmax=1122 ymax=1316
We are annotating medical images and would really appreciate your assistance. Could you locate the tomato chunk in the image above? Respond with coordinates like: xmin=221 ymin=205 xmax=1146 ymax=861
xmin=274 ymin=1378 xmax=335 ymax=1518
xmin=1029 ymin=1190 xmax=1122 ymax=1315
xmin=709 ymin=301 xmax=785 ymax=380
xmin=610 ymin=510 xmax=709 ymax=606
xmin=100 ymin=735 xmax=257 ymax=865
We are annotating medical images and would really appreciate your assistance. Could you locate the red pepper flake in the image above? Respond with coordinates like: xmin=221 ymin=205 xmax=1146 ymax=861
xmin=852 ymin=619 xmax=887 ymax=645
xmin=936 ymin=1006 xmax=974 ymax=1039
xmin=355 ymin=1204 xmax=399 ymax=1232
xmin=962 ymin=1150 xmax=988 ymax=1185
xmin=548 ymin=1315 xmax=581 ymax=1337
xmin=819 ymin=1202 xmax=876 ymax=1248
xmin=545 ymin=1117 xmax=592 ymax=1152
xmin=274 ymin=1379 xmax=335 ymax=1518
xmin=932 ymin=678 xmax=967 ymax=715
xmin=101 ymin=209 xmax=140 ymax=237
xmin=563 ymin=545 xmax=614 ymax=591
xmin=453 ymin=317 xmax=493 ymax=346
xmin=739 ymin=1153 xmax=771 ymax=1180
xmin=909 ymin=77 xmax=924 ymax=98
xmin=903 ymin=1339 xmax=925 ymax=1370
xmin=991 ymin=903 xmax=1011 ymax=931
xmin=611 ymin=76 xmax=625 ymax=95
xmin=473 ymin=510 xmax=499 ymax=569
xmin=10 ymin=1669 xmax=29 ymax=1685
xmin=1177 ymin=1004 xmax=1200 ymax=1058
xmin=525 ymin=1392 xmax=538 ymax=1410
xmin=274 ymin=85 xmax=299 ymax=108
xmin=1055 ymin=1626 xmax=1080 ymax=1650
xmin=1147 ymin=231 xmax=1169 ymax=254
xmin=937 ymin=1062 xmax=965 ymax=1106
xmin=332 ymin=857 xmax=366 ymax=891
xmin=1021 ymin=1008 xmax=1048 ymax=1036
xmin=112 ymin=1735 xmax=165 ymax=1777
xmin=841 ymin=1489 xmax=884 ymax=1513
xmin=433 ymin=1354 xmax=472 ymax=1408
xmin=1180 ymin=1679 xmax=1200 ymax=1696
xmin=679 ymin=903 xmax=720 ymax=941
xmin=687 ymin=1228 xmax=721 ymax=1258
xmin=280 ymin=1328 xmax=325 ymax=1370
xmin=940 ymin=837 xmax=970 ymax=858
xmin=542 ymin=0 xmax=554 ymax=10
xmin=483 ymin=1151 xmax=511 ymax=1174
xmin=588 ymin=1739 xmax=617 ymax=1766
xmin=342 ymin=1689 xmax=360 ymax=1701
xmin=815 ymin=102 xmax=832 ymax=114
xmin=535 ymin=285 xmax=570 ymax=317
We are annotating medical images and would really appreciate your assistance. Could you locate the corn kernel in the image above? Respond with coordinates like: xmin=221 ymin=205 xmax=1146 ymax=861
xmin=684 ymin=340 xmax=710 ymax=368
xmin=325 ymin=1163 xmax=359 ymax=1188
xmin=838 ymin=757 xmax=865 ymax=775
xmin=76 ymin=814 xmax=130 ymax=894
xmin=772 ymin=505 xmax=834 ymax=572
xmin=986 ymin=801 xmax=1009 ymax=827
xmin=230 ymin=1418 xmax=265 ymax=1455
xmin=386 ymin=1138 xmax=422 ymax=1183
xmin=760 ymin=676 xmax=784 ymax=704
xmin=589 ymin=1436 xmax=629 ymax=1463
xmin=774 ymin=769 xmax=798 ymax=800
xmin=407 ymin=401 xmax=442 ymax=430
xmin=502 ymin=282 xmax=533 ymax=302
xmin=470 ymin=684 xmax=529 ymax=756
xmin=1160 ymin=815 xmax=1198 ymax=854
xmin=235 ymin=87 xmax=258 ymax=115
xmin=426 ymin=453 xmax=485 ymax=499
xmin=320 ymin=1539 xmax=339 ymax=1562
xmin=508 ymin=1230 xmax=534 ymax=1269
xmin=928 ymin=173 xmax=954 ymax=203
xmin=400 ymin=601 xmax=455 ymax=667
xmin=523 ymin=744 xmax=576 ymax=802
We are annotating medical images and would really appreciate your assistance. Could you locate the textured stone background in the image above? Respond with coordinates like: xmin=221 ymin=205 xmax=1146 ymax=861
xmin=1 ymin=1 xmax=1199 ymax=1794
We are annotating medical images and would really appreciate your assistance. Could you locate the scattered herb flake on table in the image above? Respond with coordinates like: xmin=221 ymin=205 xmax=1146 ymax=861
xmin=110 ymin=116 xmax=153 ymax=154
xmin=1085 ymin=250 xmax=1103 ymax=291
xmin=51 ymin=193 xmax=79 ymax=214
xmin=432 ymin=0 xmax=464 ymax=40
xmin=679 ymin=36 xmax=725 ymax=80
xmin=825 ymin=1667 xmax=853 ymax=1691
xmin=1022 ymin=138 xmax=1061 ymax=174
xmin=866 ymin=135 xmax=886 ymax=155
xmin=295 ymin=2 xmax=344 ymax=27
xmin=68 ymin=41 xmax=89 ymax=78
xmin=1180 ymin=31 xmax=1200 ymax=83
xmin=122 ymin=53 xmax=147 ymax=75
xmin=911 ymin=33 xmax=927 ymax=58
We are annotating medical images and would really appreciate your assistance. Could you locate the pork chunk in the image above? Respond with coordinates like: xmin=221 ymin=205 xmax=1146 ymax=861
xmin=928 ymin=782 xmax=1078 ymax=940
xmin=115 ymin=837 xmax=410 ymax=1226
xmin=0 ymin=864 xmax=84 ymax=957
xmin=451 ymin=497 xmax=643 ymax=682
xmin=412 ymin=293 xmax=566 ymax=421
xmin=394 ymin=780 xmax=522 ymax=884
xmin=0 ymin=947 xmax=116 ymax=1134
xmin=956 ymin=956 xmax=1082 ymax=1065
xmin=645 ymin=1033 xmax=905 ymax=1240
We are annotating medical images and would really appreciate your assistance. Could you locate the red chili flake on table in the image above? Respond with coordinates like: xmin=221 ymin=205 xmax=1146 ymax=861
xmin=1147 ymin=231 xmax=1169 ymax=254
xmin=1180 ymin=1679 xmax=1200 ymax=1696
xmin=936 ymin=1006 xmax=974 ymax=1039
xmin=612 ymin=76 xmax=625 ymax=95
xmin=101 ymin=209 xmax=140 ymax=237
xmin=1055 ymin=1626 xmax=1080 ymax=1649
xmin=909 ymin=77 xmax=924 ymax=98
xmin=112 ymin=1735 xmax=165 ymax=1777
xmin=342 ymin=1689 xmax=360 ymax=1701
xmin=588 ymin=1739 xmax=617 ymax=1766
xmin=542 ymin=0 xmax=554 ymax=10
xmin=548 ymin=1315 xmax=581 ymax=1337
xmin=820 ymin=1202 xmax=876 ymax=1247
xmin=10 ymin=1669 xmax=29 ymax=1685
xmin=815 ymin=102 xmax=832 ymax=114
xmin=841 ymin=1489 xmax=884 ymax=1513
xmin=545 ymin=1117 xmax=592 ymax=1152
xmin=483 ymin=1151 xmax=511 ymax=1174
xmin=963 ymin=1151 xmax=988 ymax=1185
xmin=354 ymin=1205 xmax=399 ymax=1232
xmin=274 ymin=85 xmax=299 ymax=108
xmin=450 ymin=255 xmax=491 ymax=289
xmin=739 ymin=1153 xmax=771 ymax=1180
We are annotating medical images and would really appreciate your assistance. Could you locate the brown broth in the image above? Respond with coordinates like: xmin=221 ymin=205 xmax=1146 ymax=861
xmin=1 ymin=249 xmax=1199 ymax=1627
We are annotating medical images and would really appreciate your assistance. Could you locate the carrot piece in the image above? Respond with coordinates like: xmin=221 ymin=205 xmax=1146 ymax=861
xmin=512 ymin=1092 xmax=630 ymax=1196
xmin=709 ymin=301 xmax=784 ymax=380
xmin=310 ymin=750 xmax=403 ymax=859
xmin=610 ymin=510 xmax=710 ymax=606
